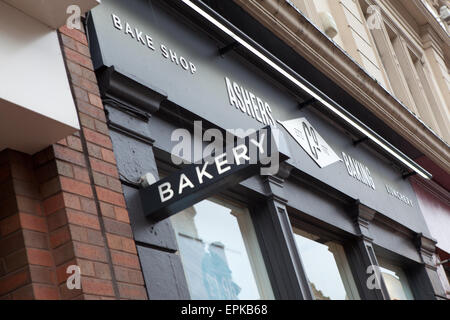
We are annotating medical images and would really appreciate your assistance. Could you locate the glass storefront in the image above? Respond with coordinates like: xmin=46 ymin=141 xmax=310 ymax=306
xmin=85 ymin=0 xmax=446 ymax=301
xmin=378 ymin=259 xmax=414 ymax=300
xmin=171 ymin=198 xmax=274 ymax=300
xmin=293 ymin=229 xmax=360 ymax=300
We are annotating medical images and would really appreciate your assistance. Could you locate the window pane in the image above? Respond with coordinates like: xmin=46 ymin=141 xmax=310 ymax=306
xmin=171 ymin=198 xmax=273 ymax=300
xmin=378 ymin=260 xmax=414 ymax=300
xmin=293 ymin=230 xmax=359 ymax=300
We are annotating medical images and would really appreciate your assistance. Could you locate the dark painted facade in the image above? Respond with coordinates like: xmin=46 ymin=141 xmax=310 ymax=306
xmin=86 ymin=0 xmax=446 ymax=300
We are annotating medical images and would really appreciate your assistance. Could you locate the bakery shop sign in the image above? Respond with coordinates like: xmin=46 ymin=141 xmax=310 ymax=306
xmin=140 ymin=126 xmax=289 ymax=222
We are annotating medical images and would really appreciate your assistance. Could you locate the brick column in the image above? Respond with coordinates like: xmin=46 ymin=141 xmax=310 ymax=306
xmin=0 ymin=21 xmax=147 ymax=300
xmin=0 ymin=150 xmax=60 ymax=299
xmin=56 ymin=22 xmax=148 ymax=300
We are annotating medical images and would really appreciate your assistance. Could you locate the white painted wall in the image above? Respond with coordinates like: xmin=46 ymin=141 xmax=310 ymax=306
xmin=0 ymin=1 xmax=80 ymax=154
xmin=3 ymin=0 xmax=100 ymax=29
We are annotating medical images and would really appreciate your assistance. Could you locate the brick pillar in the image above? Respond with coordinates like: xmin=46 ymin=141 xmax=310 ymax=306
xmin=0 ymin=20 xmax=147 ymax=300
xmin=0 ymin=150 xmax=60 ymax=299
xmin=54 ymin=22 xmax=147 ymax=300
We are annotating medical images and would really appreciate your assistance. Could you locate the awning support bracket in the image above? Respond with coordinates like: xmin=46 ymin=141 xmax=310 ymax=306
xmin=219 ymin=41 xmax=240 ymax=56
xmin=298 ymin=98 xmax=316 ymax=109
xmin=353 ymin=136 xmax=369 ymax=146
xmin=402 ymin=171 xmax=417 ymax=179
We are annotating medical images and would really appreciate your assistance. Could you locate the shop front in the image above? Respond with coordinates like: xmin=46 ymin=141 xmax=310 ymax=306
xmin=87 ymin=0 xmax=446 ymax=300
xmin=411 ymin=175 xmax=450 ymax=299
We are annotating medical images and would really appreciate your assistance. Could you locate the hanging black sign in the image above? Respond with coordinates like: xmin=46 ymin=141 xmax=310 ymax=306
xmin=140 ymin=126 xmax=289 ymax=222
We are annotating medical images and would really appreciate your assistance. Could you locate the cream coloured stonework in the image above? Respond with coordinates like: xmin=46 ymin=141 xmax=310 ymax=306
xmin=233 ymin=0 xmax=450 ymax=173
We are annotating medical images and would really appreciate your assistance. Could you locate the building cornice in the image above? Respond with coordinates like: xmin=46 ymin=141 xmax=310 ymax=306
xmin=233 ymin=0 xmax=450 ymax=173
xmin=412 ymin=0 xmax=450 ymax=43
xmin=409 ymin=0 xmax=450 ymax=62
xmin=421 ymin=23 xmax=448 ymax=61
xmin=376 ymin=0 xmax=424 ymax=55
xmin=411 ymin=175 xmax=450 ymax=205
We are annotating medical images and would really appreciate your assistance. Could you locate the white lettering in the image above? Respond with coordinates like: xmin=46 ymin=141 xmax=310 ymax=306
xmin=190 ymin=62 xmax=197 ymax=74
xmin=135 ymin=28 xmax=145 ymax=45
xmin=250 ymin=133 xmax=265 ymax=154
xmin=225 ymin=77 xmax=239 ymax=109
xmin=265 ymin=102 xmax=276 ymax=126
xmin=342 ymin=152 xmax=376 ymax=190
xmin=215 ymin=153 xmax=231 ymax=175
xmin=125 ymin=23 xmax=135 ymax=38
xmin=180 ymin=57 xmax=189 ymax=70
xmin=241 ymin=88 xmax=255 ymax=118
xmin=112 ymin=14 xmax=123 ymax=30
xmin=178 ymin=174 xmax=194 ymax=194
xmin=159 ymin=182 xmax=174 ymax=202
xmin=233 ymin=83 xmax=245 ymax=112
xmin=250 ymin=93 xmax=263 ymax=123
xmin=146 ymin=35 xmax=155 ymax=50
xmin=233 ymin=144 xmax=250 ymax=165
xmin=170 ymin=50 xmax=179 ymax=64
xmin=257 ymin=97 xmax=269 ymax=125
xmin=224 ymin=78 xmax=277 ymax=127
xmin=160 ymin=44 xmax=169 ymax=58
xmin=196 ymin=163 xmax=213 ymax=184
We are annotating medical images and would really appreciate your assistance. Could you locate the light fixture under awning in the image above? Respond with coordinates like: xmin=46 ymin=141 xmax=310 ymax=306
xmin=179 ymin=0 xmax=432 ymax=180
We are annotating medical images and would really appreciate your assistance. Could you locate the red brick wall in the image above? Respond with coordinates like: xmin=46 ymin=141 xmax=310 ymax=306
xmin=0 ymin=150 xmax=60 ymax=299
xmin=0 ymin=21 xmax=147 ymax=300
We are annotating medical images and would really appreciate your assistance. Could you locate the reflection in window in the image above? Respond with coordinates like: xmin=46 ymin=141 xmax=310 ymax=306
xmin=378 ymin=259 xmax=414 ymax=300
xmin=293 ymin=229 xmax=359 ymax=300
xmin=171 ymin=198 xmax=273 ymax=300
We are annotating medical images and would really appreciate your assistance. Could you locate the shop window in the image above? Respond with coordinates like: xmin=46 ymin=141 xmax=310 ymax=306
xmin=293 ymin=229 xmax=360 ymax=300
xmin=377 ymin=259 xmax=414 ymax=300
xmin=171 ymin=198 xmax=274 ymax=300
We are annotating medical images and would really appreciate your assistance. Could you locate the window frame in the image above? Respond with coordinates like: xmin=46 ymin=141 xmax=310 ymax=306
xmin=290 ymin=219 xmax=361 ymax=300
xmin=169 ymin=193 xmax=275 ymax=300
xmin=377 ymin=257 xmax=415 ymax=300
